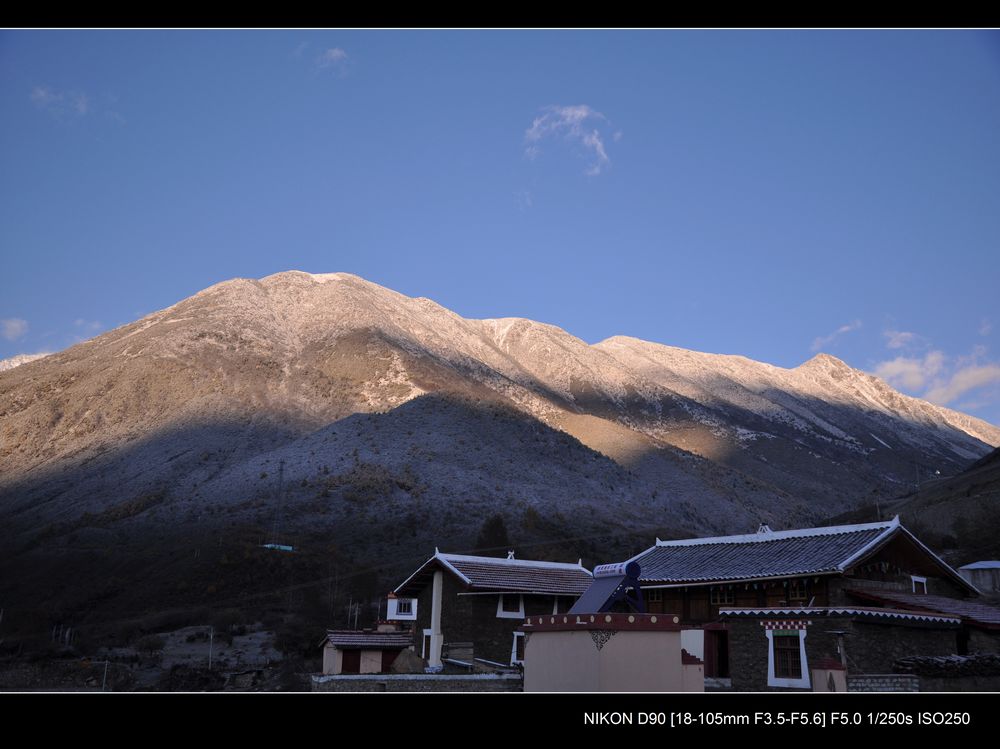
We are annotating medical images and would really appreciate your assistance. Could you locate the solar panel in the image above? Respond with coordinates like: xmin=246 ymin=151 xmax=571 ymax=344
xmin=568 ymin=575 xmax=626 ymax=614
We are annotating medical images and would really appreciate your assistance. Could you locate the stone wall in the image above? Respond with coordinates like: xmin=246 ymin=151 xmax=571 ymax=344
xmin=968 ymin=629 xmax=1000 ymax=654
xmin=0 ymin=658 xmax=136 ymax=691
xmin=311 ymin=673 xmax=522 ymax=692
xmin=847 ymin=675 xmax=920 ymax=692
xmin=727 ymin=616 xmax=959 ymax=691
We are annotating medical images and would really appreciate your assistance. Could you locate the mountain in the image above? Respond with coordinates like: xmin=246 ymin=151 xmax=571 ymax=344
xmin=1 ymin=271 xmax=997 ymax=640
xmin=0 ymin=353 xmax=49 ymax=372
xmin=886 ymin=447 xmax=1000 ymax=563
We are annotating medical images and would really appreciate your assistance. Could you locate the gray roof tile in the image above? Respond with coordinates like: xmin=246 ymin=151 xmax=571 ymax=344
xmin=324 ymin=630 xmax=413 ymax=649
xmin=631 ymin=522 xmax=894 ymax=584
xmin=446 ymin=557 xmax=593 ymax=594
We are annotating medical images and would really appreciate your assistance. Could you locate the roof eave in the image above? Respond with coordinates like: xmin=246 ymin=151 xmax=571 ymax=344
xmin=392 ymin=551 xmax=474 ymax=597
xmin=640 ymin=570 xmax=841 ymax=588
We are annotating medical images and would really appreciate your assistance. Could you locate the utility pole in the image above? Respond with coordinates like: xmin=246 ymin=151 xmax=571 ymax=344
xmin=102 ymin=660 xmax=109 ymax=692
xmin=208 ymin=626 xmax=214 ymax=670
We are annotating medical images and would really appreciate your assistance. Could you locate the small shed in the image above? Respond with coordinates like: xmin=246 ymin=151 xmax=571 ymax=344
xmin=321 ymin=628 xmax=414 ymax=675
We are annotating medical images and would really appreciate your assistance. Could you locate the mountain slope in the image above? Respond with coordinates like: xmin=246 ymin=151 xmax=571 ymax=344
xmin=1 ymin=270 xmax=997 ymax=637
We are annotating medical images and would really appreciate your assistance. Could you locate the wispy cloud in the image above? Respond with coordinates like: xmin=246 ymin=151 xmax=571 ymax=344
xmin=524 ymin=105 xmax=617 ymax=176
xmin=873 ymin=338 xmax=1000 ymax=411
xmin=874 ymin=350 xmax=946 ymax=391
xmin=30 ymin=86 xmax=124 ymax=124
xmin=883 ymin=329 xmax=921 ymax=350
xmin=514 ymin=189 xmax=533 ymax=212
xmin=1 ymin=318 xmax=28 ymax=341
xmin=924 ymin=363 xmax=1000 ymax=406
xmin=316 ymin=47 xmax=350 ymax=76
xmin=980 ymin=318 xmax=993 ymax=337
xmin=31 ymin=86 xmax=91 ymax=117
xmin=810 ymin=320 xmax=862 ymax=352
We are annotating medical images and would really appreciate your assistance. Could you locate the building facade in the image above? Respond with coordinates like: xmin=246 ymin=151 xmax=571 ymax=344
xmin=388 ymin=550 xmax=592 ymax=669
xmin=619 ymin=517 xmax=999 ymax=689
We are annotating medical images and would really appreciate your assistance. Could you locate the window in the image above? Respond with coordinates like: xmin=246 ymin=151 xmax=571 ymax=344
xmin=773 ymin=632 xmax=801 ymax=678
xmin=497 ymin=594 xmax=525 ymax=619
xmin=710 ymin=587 xmax=735 ymax=605
xmin=511 ymin=632 xmax=525 ymax=665
xmin=388 ymin=597 xmax=416 ymax=620
xmin=765 ymin=628 xmax=810 ymax=689
xmin=788 ymin=579 xmax=808 ymax=601
xmin=647 ymin=589 xmax=663 ymax=603
xmin=912 ymin=576 xmax=927 ymax=595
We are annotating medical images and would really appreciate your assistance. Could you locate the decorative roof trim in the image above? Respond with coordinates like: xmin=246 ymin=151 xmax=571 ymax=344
xmin=836 ymin=517 xmax=899 ymax=571
xmin=439 ymin=552 xmax=590 ymax=572
xmin=644 ymin=518 xmax=897 ymax=550
xmin=392 ymin=552 xmax=471 ymax=595
xmin=896 ymin=526 xmax=980 ymax=595
xmin=719 ymin=606 xmax=961 ymax=625
xmin=434 ymin=553 xmax=474 ymax=585
xmin=456 ymin=591 xmax=587 ymax=597
xmin=393 ymin=550 xmax=590 ymax=595
xmin=640 ymin=571 xmax=840 ymax=588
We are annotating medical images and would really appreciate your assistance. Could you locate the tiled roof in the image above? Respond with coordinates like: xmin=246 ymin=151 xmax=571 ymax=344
xmin=442 ymin=554 xmax=593 ymax=594
xmin=394 ymin=552 xmax=592 ymax=596
xmin=324 ymin=630 xmax=413 ymax=649
xmin=719 ymin=606 xmax=961 ymax=626
xmin=630 ymin=520 xmax=897 ymax=585
xmin=845 ymin=590 xmax=1000 ymax=629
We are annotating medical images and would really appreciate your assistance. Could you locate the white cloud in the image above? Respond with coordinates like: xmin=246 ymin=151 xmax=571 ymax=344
xmin=524 ymin=105 xmax=617 ymax=176
xmin=874 ymin=350 xmax=946 ymax=391
xmin=514 ymin=189 xmax=533 ymax=212
xmin=884 ymin=330 xmax=917 ymax=350
xmin=873 ymin=338 xmax=1000 ymax=411
xmin=1 ymin=318 xmax=28 ymax=341
xmin=980 ymin=318 xmax=993 ymax=337
xmin=810 ymin=320 xmax=862 ymax=352
xmin=924 ymin=364 xmax=1000 ymax=406
xmin=316 ymin=47 xmax=350 ymax=75
xmin=30 ymin=86 xmax=123 ymax=124
xmin=31 ymin=86 xmax=93 ymax=118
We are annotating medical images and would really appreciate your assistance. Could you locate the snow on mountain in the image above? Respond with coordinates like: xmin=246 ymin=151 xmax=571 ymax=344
xmin=0 ymin=353 xmax=49 ymax=372
xmin=2 ymin=270 xmax=997 ymax=556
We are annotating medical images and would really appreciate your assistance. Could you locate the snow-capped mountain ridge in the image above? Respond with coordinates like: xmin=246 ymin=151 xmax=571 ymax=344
xmin=1 ymin=270 xmax=997 ymax=550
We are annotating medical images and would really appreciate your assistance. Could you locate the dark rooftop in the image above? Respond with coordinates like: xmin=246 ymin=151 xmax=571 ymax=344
xmin=630 ymin=520 xmax=899 ymax=585
xmin=323 ymin=630 xmax=414 ymax=650
xmin=394 ymin=551 xmax=592 ymax=597
xmin=845 ymin=589 xmax=1000 ymax=629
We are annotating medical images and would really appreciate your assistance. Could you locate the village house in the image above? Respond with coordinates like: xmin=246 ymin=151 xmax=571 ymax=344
xmin=619 ymin=516 xmax=1000 ymax=690
xmin=386 ymin=549 xmax=593 ymax=669
xmin=320 ymin=625 xmax=414 ymax=675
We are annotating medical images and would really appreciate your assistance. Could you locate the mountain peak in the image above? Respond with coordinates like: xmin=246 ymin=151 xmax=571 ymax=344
xmin=260 ymin=270 xmax=367 ymax=285
xmin=798 ymin=352 xmax=851 ymax=372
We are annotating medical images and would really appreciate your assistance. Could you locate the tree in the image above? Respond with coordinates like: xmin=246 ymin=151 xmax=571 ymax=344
xmin=475 ymin=514 xmax=511 ymax=557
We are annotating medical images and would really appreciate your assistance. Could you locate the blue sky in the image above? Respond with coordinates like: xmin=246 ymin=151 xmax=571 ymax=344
xmin=2 ymin=30 xmax=999 ymax=425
